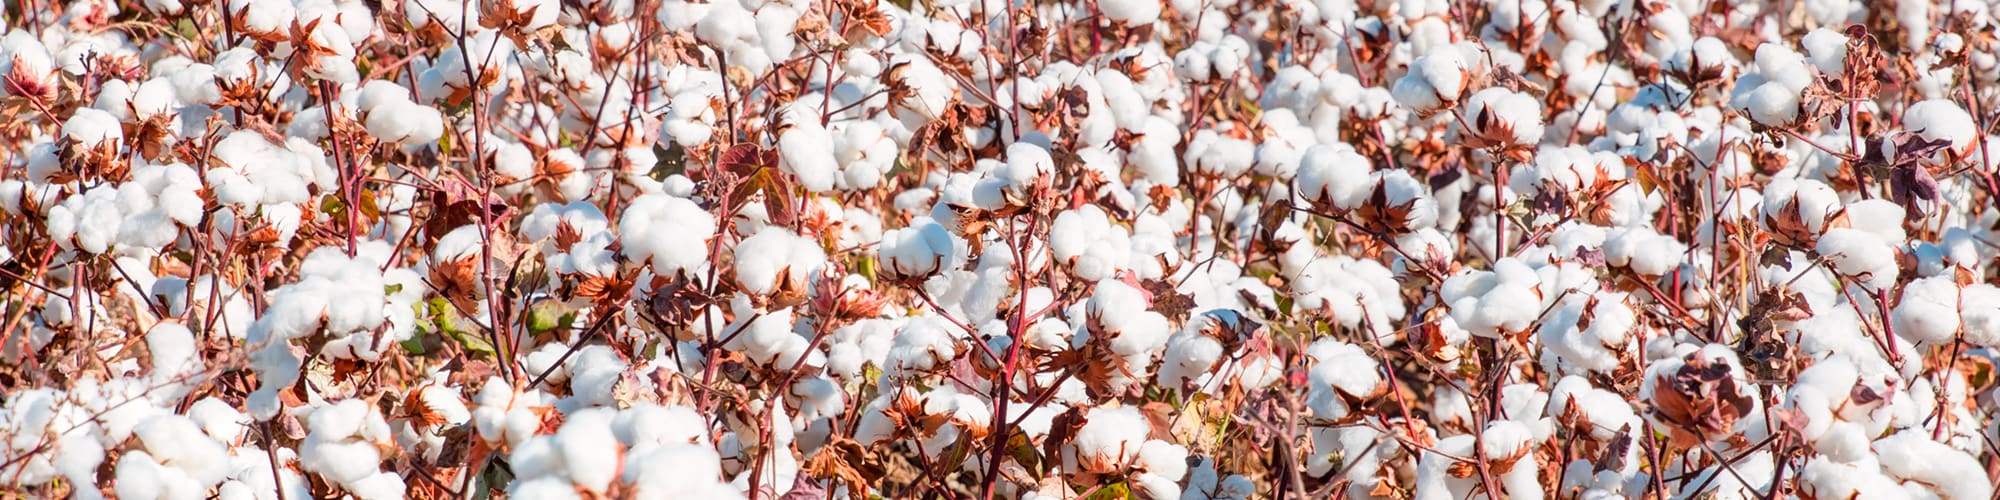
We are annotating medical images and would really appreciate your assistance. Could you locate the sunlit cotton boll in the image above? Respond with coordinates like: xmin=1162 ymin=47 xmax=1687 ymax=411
xmin=618 ymin=194 xmax=717 ymax=276
xmin=733 ymin=227 xmax=828 ymax=297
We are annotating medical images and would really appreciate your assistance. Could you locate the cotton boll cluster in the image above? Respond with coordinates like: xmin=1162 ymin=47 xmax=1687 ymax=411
xmin=732 ymin=227 xmax=828 ymax=299
xmin=1050 ymin=205 xmax=1133 ymax=282
xmin=1729 ymin=44 xmax=1817 ymax=127
xmin=298 ymin=400 xmax=404 ymax=499
xmin=1080 ymin=279 xmax=1174 ymax=392
xmin=245 ymin=243 xmax=419 ymax=419
xmin=618 ymin=193 xmax=717 ymax=276
xmin=359 ymin=80 xmax=445 ymax=147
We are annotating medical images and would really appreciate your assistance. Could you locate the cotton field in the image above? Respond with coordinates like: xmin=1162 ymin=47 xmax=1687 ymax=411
xmin=3 ymin=0 xmax=2000 ymax=498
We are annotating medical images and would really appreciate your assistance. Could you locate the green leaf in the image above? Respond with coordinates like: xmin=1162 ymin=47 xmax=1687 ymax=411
xmin=427 ymin=298 xmax=495 ymax=355
xmin=1082 ymin=482 xmax=1132 ymax=500
xmin=320 ymin=195 xmax=346 ymax=218
xmin=856 ymin=254 xmax=877 ymax=282
xmin=1005 ymin=430 xmax=1041 ymax=477
xmin=400 ymin=331 xmax=428 ymax=354
xmin=526 ymin=301 xmax=567 ymax=334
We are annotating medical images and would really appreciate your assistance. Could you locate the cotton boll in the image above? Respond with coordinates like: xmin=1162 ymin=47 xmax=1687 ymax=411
xmin=1802 ymin=28 xmax=1849 ymax=76
xmin=363 ymin=98 xmax=445 ymax=146
xmin=1894 ymin=276 xmax=1962 ymax=345
xmin=1959 ymin=285 xmax=2000 ymax=346
xmin=1136 ymin=440 xmax=1189 ymax=480
xmin=557 ymin=408 xmax=623 ymax=492
xmin=618 ymin=194 xmax=717 ymax=276
xmin=146 ymin=322 xmax=199 ymax=379
xmin=1462 ymin=88 xmax=1545 ymax=146
xmin=300 ymin=432 xmax=383 ymax=486
xmin=1392 ymin=51 xmax=1469 ymax=114
xmin=1048 ymin=205 xmax=1131 ymax=282
xmin=887 ymin=316 xmax=959 ymax=376
xmin=228 ymin=0 xmax=297 ymax=35
xmin=1816 ymin=228 xmax=1899 ymax=291
xmin=1305 ymin=339 xmax=1383 ymax=420
xmin=1295 ymin=144 xmax=1374 ymax=209
xmin=625 ymin=442 xmax=739 ymax=498
xmin=1101 ymin=0 xmax=1162 ymax=24
xmin=135 ymin=415 xmax=230 ymax=488
xmin=63 ymin=107 xmax=124 ymax=148
xmin=1874 ymin=430 xmax=1994 ymax=500
xmin=1603 ymin=227 xmax=1687 ymax=276
xmin=732 ymin=227 xmax=827 ymax=297
xmin=777 ymin=105 xmax=839 ymax=192
xmin=879 ymin=221 xmax=957 ymax=280
xmin=509 ymin=475 xmax=583 ymax=500
xmin=1001 ymin=141 xmax=1056 ymax=196
xmin=1904 ymin=99 xmax=1978 ymax=156
xmin=1068 ymin=406 xmax=1148 ymax=473
xmin=1761 ymin=179 xmax=1845 ymax=246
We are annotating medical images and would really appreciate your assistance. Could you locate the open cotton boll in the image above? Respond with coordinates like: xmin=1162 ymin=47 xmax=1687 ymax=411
xmin=1816 ymin=228 xmax=1899 ymax=290
xmin=1100 ymin=0 xmax=1161 ymax=24
xmin=1903 ymin=99 xmax=1978 ymax=154
xmin=879 ymin=221 xmax=957 ymax=280
xmin=1304 ymin=339 xmax=1383 ymax=420
xmin=1392 ymin=51 xmax=1468 ymax=114
xmin=363 ymin=98 xmax=445 ymax=146
xmin=145 ymin=322 xmax=199 ymax=380
xmin=1958 ymin=285 xmax=2000 ymax=346
xmin=618 ymin=194 xmax=716 ymax=276
xmin=1441 ymin=258 xmax=1544 ymax=338
xmin=62 ymin=107 xmax=123 ymax=147
xmin=135 ymin=415 xmax=231 ymax=489
xmin=300 ymin=400 xmax=398 ymax=497
xmin=1603 ymin=227 xmax=1687 ymax=276
xmin=1802 ymin=28 xmax=1849 ymax=76
xmin=1760 ymin=179 xmax=1845 ymax=246
xmin=1893 ymin=276 xmax=1962 ymax=345
xmin=1000 ymin=141 xmax=1056 ymax=196
xmin=887 ymin=316 xmax=959 ymax=376
xmin=625 ymin=442 xmax=741 ymax=499
xmin=556 ymin=408 xmax=623 ymax=493
xmin=1067 ymin=406 xmax=1148 ymax=473
xmin=1294 ymin=144 xmax=1374 ymax=209
xmin=1462 ymin=87 xmax=1545 ymax=146
xmin=733 ymin=227 xmax=827 ymax=297
xmin=47 ymin=186 xmax=123 ymax=254
xmin=484 ymin=0 xmax=560 ymax=29
xmin=1184 ymin=129 xmax=1258 ymax=177
xmin=1875 ymin=430 xmax=1993 ymax=500
xmin=228 ymin=0 xmax=298 ymax=35
xmin=1541 ymin=292 xmax=1636 ymax=373
xmin=1049 ymin=205 xmax=1131 ymax=282
xmin=777 ymin=106 xmax=838 ymax=192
